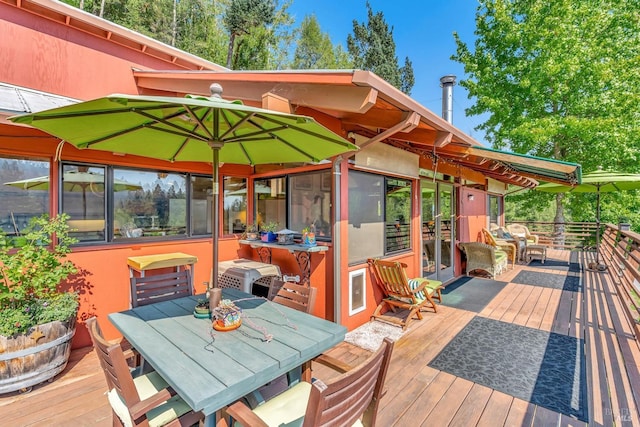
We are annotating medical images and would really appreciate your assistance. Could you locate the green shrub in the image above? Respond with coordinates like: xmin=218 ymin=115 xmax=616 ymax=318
xmin=0 ymin=214 xmax=78 ymax=336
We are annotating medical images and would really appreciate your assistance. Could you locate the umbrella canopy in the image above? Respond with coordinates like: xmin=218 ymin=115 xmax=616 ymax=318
xmin=9 ymin=84 xmax=358 ymax=287
xmin=537 ymin=168 xmax=640 ymax=264
xmin=5 ymin=170 xmax=142 ymax=218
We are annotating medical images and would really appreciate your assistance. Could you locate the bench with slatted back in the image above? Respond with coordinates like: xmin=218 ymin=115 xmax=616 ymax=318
xmin=127 ymin=253 xmax=197 ymax=308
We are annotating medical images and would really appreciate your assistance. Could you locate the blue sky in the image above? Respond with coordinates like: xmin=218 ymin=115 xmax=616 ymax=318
xmin=286 ymin=0 xmax=487 ymax=144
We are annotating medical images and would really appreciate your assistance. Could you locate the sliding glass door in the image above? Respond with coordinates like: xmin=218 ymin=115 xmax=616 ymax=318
xmin=421 ymin=180 xmax=455 ymax=282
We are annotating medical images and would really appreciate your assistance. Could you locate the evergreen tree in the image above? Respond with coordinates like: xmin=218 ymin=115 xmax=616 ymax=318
xmin=292 ymin=15 xmax=353 ymax=69
xmin=223 ymin=0 xmax=276 ymax=69
xmin=347 ymin=2 xmax=414 ymax=94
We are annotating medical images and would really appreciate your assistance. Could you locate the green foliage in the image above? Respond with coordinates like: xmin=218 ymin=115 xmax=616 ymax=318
xmin=260 ymin=221 xmax=279 ymax=232
xmin=292 ymin=15 xmax=353 ymax=69
xmin=0 ymin=215 xmax=79 ymax=336
xmin=454 ymin=0 xmax=640 ymax=223
xmin=223 ymin=0 xmax=276 ymax=68
xmin=347 ymin=1 xmax=414 ymax=94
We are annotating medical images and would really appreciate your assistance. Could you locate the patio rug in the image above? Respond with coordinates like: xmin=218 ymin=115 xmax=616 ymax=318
xmin=440 ymin=276 xmax=508 ymax=313
xmin=528 ymin=259 xmax=581 ymax=272
xmin=512 ymin=270 xmax=582 ymax=292
xmin=344 ymin=320 xmax=404 ymax=352
xmin=429 ymin=317 xmax=588 ymax=421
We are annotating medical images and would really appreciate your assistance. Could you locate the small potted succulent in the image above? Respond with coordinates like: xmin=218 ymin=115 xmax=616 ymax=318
xmin=302 ymin=224 xmax=316 ymax=246
xmin=245 ymin=223 xmax=260 ymax=241
xmin=260 ymin=222 xmax=279 ymax=242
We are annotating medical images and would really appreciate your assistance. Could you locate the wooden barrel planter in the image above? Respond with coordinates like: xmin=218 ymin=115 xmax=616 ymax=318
xmin=0 ymin=317 xmax=76 ymax=394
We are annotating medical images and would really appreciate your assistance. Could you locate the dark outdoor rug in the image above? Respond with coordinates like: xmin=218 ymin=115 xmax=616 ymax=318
xmin=429 ymin=317 xmax=588 ymax=421
xmin=512 ymin=270 xmax=582 ymax=292
xmin=440 ymin=277 xmax=507 ymax=313
xmin=528 ymin=259 xmax=581 ymax=272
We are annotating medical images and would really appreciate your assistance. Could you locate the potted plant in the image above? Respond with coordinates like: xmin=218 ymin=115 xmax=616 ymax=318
xmin=246 ymin=223 xmax=260 ymax=241
xmin=302 ymin=224 xmax=316 ymax=246
xmin=260 ymin=222 xmax=279 ymax=242
xmin=0 ymin=214 xmax=79 ymax=393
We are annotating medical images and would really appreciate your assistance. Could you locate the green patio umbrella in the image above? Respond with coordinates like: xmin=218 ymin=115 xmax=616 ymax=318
xmin=9 ymin=84 xmax=358 ymax=287
xmin=4 ymin=170 xmax=142 ymax=218
xmin=536 ymin=167 xmax=640 ymax=266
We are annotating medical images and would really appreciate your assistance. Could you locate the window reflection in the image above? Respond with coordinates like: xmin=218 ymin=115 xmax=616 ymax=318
xmin=0 ymin=157 xmax=49 ymax=236
xmin=254 ymin=177 xmax=286 ymax=231
xmin=223 ymin=177 xmax=247 ymax=235
xmin=113 ymin=169 xmax=187 ymax=239
xmin=191 ymin=175 xmax=212 ymax=236
xmin=289 ymin=171 xmax=331 ymax=237
xmin=61 ymin=164 xmax=109 ymax=242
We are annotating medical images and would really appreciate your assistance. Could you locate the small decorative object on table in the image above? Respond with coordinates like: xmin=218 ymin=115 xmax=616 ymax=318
xmin=302 ymin=224 xmax=316 ymax=246
xmin=193 ymin=299 xmax=211 ymax=318
xmin=276 ymin=229 xmax=295 ymax=245
xmin=212 ymin=299 xmax=242 ymax=331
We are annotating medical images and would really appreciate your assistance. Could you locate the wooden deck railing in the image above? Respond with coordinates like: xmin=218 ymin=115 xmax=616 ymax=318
xmin=599 ymin=224 xmax=640 ymax=340
xmin=507 ymin=221 xmax=640 ymax=339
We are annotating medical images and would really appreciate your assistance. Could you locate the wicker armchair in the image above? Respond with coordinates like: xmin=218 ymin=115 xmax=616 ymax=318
xmin=482 ymin=228 xmax=517 ymax=268
xmin=507 ymin=223 xmax=539 ymax=244
xmin=459 ymin=242 xmax=508 ymax=279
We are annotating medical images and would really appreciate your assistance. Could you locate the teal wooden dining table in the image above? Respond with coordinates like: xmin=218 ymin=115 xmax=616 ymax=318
xmin=108 ymin=288 xmax=346 ymax=426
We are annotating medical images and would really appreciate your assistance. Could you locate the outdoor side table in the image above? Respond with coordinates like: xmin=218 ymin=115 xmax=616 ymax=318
xmin=526 ymin=244 xmax=547 ymax=264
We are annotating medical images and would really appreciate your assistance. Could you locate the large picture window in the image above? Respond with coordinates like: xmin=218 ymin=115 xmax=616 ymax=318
xmin=254 ymin=177 xmax=286 ymax=230
xmin=289 ymin=171 xmax=331 ymax=238
xmin=61 ymin=164 xmax=109 ymax=242
xmin=223 ymin=177 xmax=247 ymax=235
xmin=112 ymin=168 xmax=187 ymax=239
xmin=348 ymin=170 xmax=412 ymax=264
xmin=0 ymin=156 xmax=50 ymax=237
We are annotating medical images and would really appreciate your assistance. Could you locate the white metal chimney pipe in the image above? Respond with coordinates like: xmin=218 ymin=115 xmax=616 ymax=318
xmin=440 ymin=75 xmax=456 ymax=124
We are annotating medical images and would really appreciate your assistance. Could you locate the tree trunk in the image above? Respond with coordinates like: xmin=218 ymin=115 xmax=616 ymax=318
xmin=99 ymin=0 xmax=105 ymax=18
xmin=226 ymin=33 xmax=236 ymax=69
xmin=554 ymin=193 xmax=565 ymax=248
xmin=171 ymin=0 xmax=177 ymax=46
xmin=79 ymin=0 xmax=85 ymax=10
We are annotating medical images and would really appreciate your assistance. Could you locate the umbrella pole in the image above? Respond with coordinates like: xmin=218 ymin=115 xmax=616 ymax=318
xmin=211 ymin=145 xmax=220 ymax=290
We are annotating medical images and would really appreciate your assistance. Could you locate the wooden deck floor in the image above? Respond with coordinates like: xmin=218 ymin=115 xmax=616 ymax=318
xmin=2 ymin=249 xmax=639 ymax=426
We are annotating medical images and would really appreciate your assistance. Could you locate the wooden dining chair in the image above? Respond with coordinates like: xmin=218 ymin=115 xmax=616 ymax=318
xmin=367 ymin=258 xmax=442 ymax=330
xmin=272 ymin=281 xmax=317 ymax=314
xmin=86 ymin=317 xmax=203 ymax=427
xmin=85 ymin=317 xmax=142 ymax=375
xmin=224 ymin=337 xmax=394 ymax=427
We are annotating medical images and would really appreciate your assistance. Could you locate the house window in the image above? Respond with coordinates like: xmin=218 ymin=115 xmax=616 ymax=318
xmin=254 ymin=177 xmax=286 ymax=230
xmin=191 ymin=175 xmax=212 ymax=236
xmin=223 ymin=177 xmax=247 ymax=235
xmin=0 ymin=156 xmax=50 ymax=237
xmin=112 ymin=168 xmax=187 ymax=239
xmin=347 ymin=170 xmax=412 ymax=264
xmin=488 ymin=194 xmax=500 ymax=226
xmin=349 ymin=268 xmax=366 ymax=315
xmin=289 ymin=171 xmax=331 ymax=238
xmin=61 ymin=164 xmax=107 ymax=243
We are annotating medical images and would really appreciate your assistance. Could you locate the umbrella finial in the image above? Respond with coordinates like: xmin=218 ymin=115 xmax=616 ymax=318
xmin=210 ymin=83 xmax=223 ymax=98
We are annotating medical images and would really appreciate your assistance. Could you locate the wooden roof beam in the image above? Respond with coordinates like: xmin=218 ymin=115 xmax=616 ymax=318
xmin=351 ymin=111 xmax=420 ymax=149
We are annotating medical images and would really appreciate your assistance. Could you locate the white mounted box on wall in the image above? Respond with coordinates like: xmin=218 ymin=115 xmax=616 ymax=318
xmin=349 ymin=268 xmax=367 ymax=315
